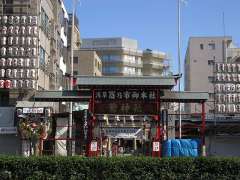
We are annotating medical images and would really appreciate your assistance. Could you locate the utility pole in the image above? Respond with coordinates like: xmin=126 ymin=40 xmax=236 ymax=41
xmin=68 ymin=0 xmax=77 ymax=156
xmin=177 ymin=0 xmax=182 ymax=139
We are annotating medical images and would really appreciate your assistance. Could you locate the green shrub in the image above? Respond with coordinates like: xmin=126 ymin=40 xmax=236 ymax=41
xmin=0 ymin=156 xmax=239 ymax=180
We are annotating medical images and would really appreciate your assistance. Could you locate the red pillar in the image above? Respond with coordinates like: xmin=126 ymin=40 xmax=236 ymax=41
xmin=201 ymin=102 xmax=206 ymax=157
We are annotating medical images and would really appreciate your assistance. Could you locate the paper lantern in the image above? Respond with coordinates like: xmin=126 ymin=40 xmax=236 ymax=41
xmin=216 ymin=64 xmax=221 ymax=72
xmin=216 ymin=73 xmax=221 ymax=81
xmin=5 ymin=80 xmax=11 ymax=89
xmin=0 ymin=58 xmax=6 ymax=67
xmin=237 ymin=64 xmax=240 ymax=72
xmin=32 ymin=48 xmax=37 ymax=56
xmin=14 ymin=16 xmax=20 ymax=24
xmin=25 ymin=58 xmax=30 ymax=67
xmin=231 ymin=94 xmax=236 ymax=103
xmin=26 ymin=26 xmax=31 ymax=35
xmin=12 ymin=69 xmax=17 ymax=78
xmin=8 ymin=47 xmax=13 ymax=56
xmin=18 ymin=69 xmax=24 ymax=78
xmin=14 ymin=26 xmax=19 ymax=35
xmin=1 ymin=47 xmax=6 ymax=56
xmin=0 ymin=69 xmax=5 ymax=78
xmin=230 ymin=84 xmax=235 ymax=92
xmin=232 ymin=64 xmax=236 ymax=72
xmin=220 ymin=63 xmax=225 ymax=72
xmin=12 ymin=58 xmax=17 ymax=67
xmin=0 ymin=80 xmax=5 ymax=88
xmin=8 ymin=16 xmax=14 ymax=24
xmin=18 ymin=58 xmax=24 ymax=67
xmin=30 ymin=69 xmax=35 ymax=78
xmin=21 ymin=16 xmax=27 ymax=24
xmin=227 ymin=64 xmax=231 ymax=72
xmin=27 ymin=16 xmax=32 ymax=24
xmin=20 ymin=26 xmax=26 ymax=35
xmin=32 ymin=26 xmax=38 ymax=36
xmin=236 ymin=84 xmax=240 ymax=92
xmin=8 ymin=26 xmax=14 ymax=34
xmin=6 ymin=58 xmax=12 ymax=67
xmin=14 ymin=37 xmax=19 ymax=45
xmin=19 ymin=47 xmax=25 ymax=56
xmin=25 ymin=69 xmax=30 ymax=78
xmin=232 ymin=74 xmax=237 ymax=82
xmin=1 ymin=26 xmax=7 ymax=35
xmin=31 ymin=58 xmax=36 ymax=67
xmin=236 ymin=105 xmax=240 ymax=112
xmin=13 ymin=47 xmax=18 ymax=56
xmin=26 ymin=37 xmax=31 ymax=46
xmin=18 ymin=80 xmax=23 ymax=88
xmin=32 ymin=16 xmax=38 ymax=25
xmin=26 ymin=48 xmax=31 ymax=57
xmin=6 ymin=69 xmax=12 ymax=78
xmin=30 ymin=80 xmax=36 ymax=89
xmin=24 ymin=80 xmax=30 ymax=88
xmin=12 ymin=80 xmax=17 ymax=88
xmin=8 ymin=37 xmax=13 ymax=45
xmin=2 ymin=16 xmax=8 ymax=24
xmin=32 ymin=37 xmax=37 ymax=46
xmin=226 ymin=74 xmax=231 ymax=82
xmin=1 ymin=37 xmax=7 ymax=45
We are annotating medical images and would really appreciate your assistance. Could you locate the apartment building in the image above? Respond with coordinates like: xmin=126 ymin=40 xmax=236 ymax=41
xmin=81 ymin=37 xmax=168 ymax=76
xmin=184 ymin=36 xmax=240 ymax=115
xmin=72 ymin=50 xmax=102 ymax=76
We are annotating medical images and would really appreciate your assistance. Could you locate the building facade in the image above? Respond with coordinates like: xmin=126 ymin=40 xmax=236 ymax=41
xmin=184 ymin=36 xmax=240 ymax=115
xmin=81 ymin=37 xmax=169 ymax=77
xmin=72 ymin=50 xmax=102 ymax=76
xmin=0 ymin=0 xmax=69 ymax=155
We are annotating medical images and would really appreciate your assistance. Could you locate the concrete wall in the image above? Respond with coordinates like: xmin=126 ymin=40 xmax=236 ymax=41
xmin=0 ymin=135 xmax=21 ymax=155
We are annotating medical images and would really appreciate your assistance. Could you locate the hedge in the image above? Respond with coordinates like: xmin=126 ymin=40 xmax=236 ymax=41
xmin=0 ymin=156 xmax=240 ymax=180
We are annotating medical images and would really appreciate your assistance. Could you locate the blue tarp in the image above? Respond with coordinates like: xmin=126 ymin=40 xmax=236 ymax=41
xmin=162 ymin=139 xmax=200 ymax=157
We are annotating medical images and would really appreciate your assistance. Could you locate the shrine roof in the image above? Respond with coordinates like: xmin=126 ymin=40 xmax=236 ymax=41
xmin=76 ymin=75 xmax=177 ymax=89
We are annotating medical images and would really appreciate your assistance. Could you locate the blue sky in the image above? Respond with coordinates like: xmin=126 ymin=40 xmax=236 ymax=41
xmin=64 ymin=0 xmax=240 ymax=89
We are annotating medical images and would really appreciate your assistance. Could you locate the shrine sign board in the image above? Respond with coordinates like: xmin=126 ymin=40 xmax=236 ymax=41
xmin=94 ymin=90 xmax=160 ymax=115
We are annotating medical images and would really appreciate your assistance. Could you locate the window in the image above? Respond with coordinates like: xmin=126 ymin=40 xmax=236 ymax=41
xmin=200 ymin=44 xmax=204 ymax=50
xmin=73 ymin=71 xmax=78 ymax=75
xmin=73 ymin=57 xmax=78 ymax=64
xmin=40 ymin=46 xmax=45 ymax=65
xmin=41 ymin=8 xmax=49 ymax=34
xmin=208 ymin=43 xmax=215 ymax=50
xmin=208 ymin=60 xmax=214 ymax=65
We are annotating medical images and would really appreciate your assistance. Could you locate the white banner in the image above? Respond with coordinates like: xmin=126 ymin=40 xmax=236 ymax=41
xmin=104 ymin=127 xmax=142 ymax=139
xmin=22 ymin=107 xmax=44 ymax=114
